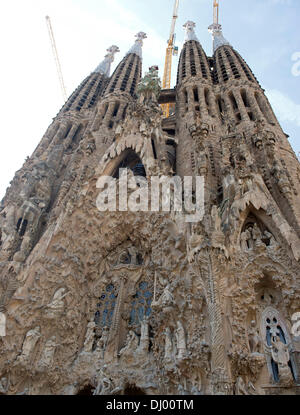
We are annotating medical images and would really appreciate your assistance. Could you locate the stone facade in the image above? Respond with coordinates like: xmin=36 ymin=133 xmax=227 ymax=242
xmin=0 ymin=22 xmax=299 ymax=396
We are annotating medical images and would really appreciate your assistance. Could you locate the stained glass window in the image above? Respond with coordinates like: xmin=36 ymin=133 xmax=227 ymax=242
xmin=129 ymin=282 xmax=153 ymax=326
xmin=94 ymin=284 xmax=117 ymax=328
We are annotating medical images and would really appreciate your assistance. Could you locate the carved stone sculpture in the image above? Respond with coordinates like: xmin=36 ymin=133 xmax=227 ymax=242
xmin=95 ymin=326 xmax=109 ymax=359
xmin=248 ymin=320 xmax=262 ymax=354
xmin=18 ymin=327 xmax=41 ymax=363
xmin=175 ymin=321 xmax=187 ymax=359
xmin=38 ymin=337 xmax=57 ymax=369
xmin=164 ymin=327 xmax=173 ymax=362
xmin=46 ymin=288 xmax=68 ymax=318
xmin=138 ymin=317 xmax=150 ymax=355
xmin=119 ymin=330 xmax=139 ymax=358
xmin=83 ymin=321 xmax=96 ymax=353
xmin=271 ymin=335 xmax=294 ymax=385
xmin=0 ymin=313 xmax=6 ymax=337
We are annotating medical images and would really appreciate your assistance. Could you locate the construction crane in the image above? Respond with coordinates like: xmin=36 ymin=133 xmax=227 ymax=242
xmin=45 ymin=16 xmax=68 ymax=102
xmin=213 ymin=0 xmax=220 ymax=26
xmin=161 ymin=0 xmax=179 ymax=118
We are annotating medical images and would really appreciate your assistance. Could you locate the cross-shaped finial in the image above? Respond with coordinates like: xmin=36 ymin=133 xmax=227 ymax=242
xmin=183 ymin=21 xmax=196 ymax=31
xmin=135 ymin=32 xmax=147 ymax=42
xmin=105 ymin=45 xmax=120 ymax=61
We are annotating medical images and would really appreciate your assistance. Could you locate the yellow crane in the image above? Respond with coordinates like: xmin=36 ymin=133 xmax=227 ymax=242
xmin=45 ymin=16 xmax=68 ymax=102
xmin=161 ymin=0 xmax=179 ymax=118
xmin=213 ymin=0 xmax=220 ymax=25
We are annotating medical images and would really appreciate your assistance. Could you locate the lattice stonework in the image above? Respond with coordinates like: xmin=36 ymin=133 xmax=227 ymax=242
xmin=94 ymin=284 xmax=118 ymax=328
xmin=129 ymin=282 xmax=153 ymax=326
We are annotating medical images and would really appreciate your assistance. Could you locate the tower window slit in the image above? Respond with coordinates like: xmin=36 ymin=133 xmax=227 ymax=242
xmin=248 ymin=112 xmax=255 ymax=121
xmin=216 ymin=95 xmax=225 ymax=123
xmin=17 ymin=218 xmax=28 ymax=237
xmin=229 ymin=92 xmax=238 ymax=110
xmin=130 ymin=61 xmax=140 ymax=96
xmin=190 ymin=47 xmax=197 ymax=76
xmin=103 ymin=103 xmax=109 ymax=118
xmin=255 ymin=92 xmax=272 ymax=122
xmin=151 ymin=139 xmax=157 ymax=159
xmin=64 ymin=125 xmax=72 ymax=139
xmin=193 ymin=88 xmax=199 ymax=103
xmin=224 ymin=49 xmax=240 ymax=79
xmin=241 ymin=89 xmax=250 ymax=107
xmin=113 ymin=102 xmax=120 ymax=117
xmin=182 ymin=49 xmax=187 ymax=79
xmin=184 ymin=89 xmax=188 ymax=104
xmin=217 ymin=51 xmax=228 ymax=82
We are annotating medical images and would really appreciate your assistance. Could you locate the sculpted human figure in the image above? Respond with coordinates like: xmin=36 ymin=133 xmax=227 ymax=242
xmin=252 ymin=223 xmax=263 ymax=246
xmin=271 ymin=335 xmax=294 ymax=384
xmin=119 ymin=330 xmax=139 ymax=358
xmin=93 ymin=365 xmax=113 ymax=395
xmin=39 ymin=336 xmax=57 ymax=368
xmin=0 ymin=377 xmax=8 ymax=394
xmin=138 ymin=317 xmax=150 ymax=354
xmin=153 ymin=284 xmax=174 ymax=309
xmin=235 ymin=377 xmax=248 ymax=395
xmin=175 ymin=321 xmax=187 ymax=359
xmin=95 ymin=326 xmax=109 ymax=358
xmin=18 ymin=326 xmax=41 ymax=363
xmin=240 ymin=229 xmax=251 ymax=251
xmin=0 ymin=313 xmax=6 ymax=337
xmin=263 ymin=230 xmax=277 ymax=248
xmin=46 ymin=288 xmax=68 ymax=316
xmin=164 ymin=327 xmax=173 ymax=362
xmin=248 ymin=320 xmax=261 ymax=354
xmin=83 ymin=321 xmax=96 ymax=353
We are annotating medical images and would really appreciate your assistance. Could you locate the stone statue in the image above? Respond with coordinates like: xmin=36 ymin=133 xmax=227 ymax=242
xmin=83 ymin=321 xmax=96 ymax=353
xmin=18 ymin=326 xmax=41 ymax=363
xmin=175 ymin=321 xmax=187 ymax=359
xmin=263 ymin=230 xmax=277 ymax=248
xmin=252 ymin=223 xmax=263 ymax=246
xmin=46 ymin=288 xmax=68 ymax=317
xmin=38 ymin=336 xmax=57 ymax=369
xmin=153 ymin=284 xmax=174 ymax=309
xmin=138 ymin=317 xmax=150 ymax=355
xmin=271 ymin=335 xmax=294 ymax=384
xmin=0 ymin=377 xmax=8 ymax=394
xmin=164 ymin=327 xmax=173 ymax=362
xmin=119 ymin=330 xmax=139 ymax=358
xmin=95 ymin=326 xmax=109 ymax=358
xmin=0 ymin=312 xmax=6 ymax=337
xmin=248 ymin=320 xmax=261 ymax=354
xmin=93 ymin=365 xmax=114 ymax=395
xmin=235 ymin=377 xmax=248 ymax=395
xmin=240 ymin=229 xmax=251 ymax=251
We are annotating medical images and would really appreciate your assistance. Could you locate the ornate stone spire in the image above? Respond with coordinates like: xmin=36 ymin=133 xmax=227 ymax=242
xmin=208 ymin=23 xmax=231 ymax=53
xmin=127 ymin=32 xmax=147 ymax=59
xmin=183 ymin=21 xmax=199 ymax=42
xmin=94 ymin=45 xmax=120 ymax=76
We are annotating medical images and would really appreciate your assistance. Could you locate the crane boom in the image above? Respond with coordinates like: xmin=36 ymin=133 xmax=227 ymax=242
xmin=213 ymin=0 xmax=220 ymax=25
xmin=45 ymin=16 xmax=68 ymax=102
xmin=161 ymin=0 xmax=179 ymax=118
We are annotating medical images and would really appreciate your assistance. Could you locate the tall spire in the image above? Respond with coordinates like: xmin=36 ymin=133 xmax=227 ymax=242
xmin=183 ymin=21 xmax=199 ymax=42
xmin=127 ymin=32 xmax=147 ymax=59
xmin=94 ymin=45 xmax=120 ymax=76
xmin=208 ymin=0 xmax=231 ymax=53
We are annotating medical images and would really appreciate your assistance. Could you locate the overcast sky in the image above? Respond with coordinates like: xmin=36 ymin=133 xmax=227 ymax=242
xmin=0 ymin=0 xmax=299 ymax=199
